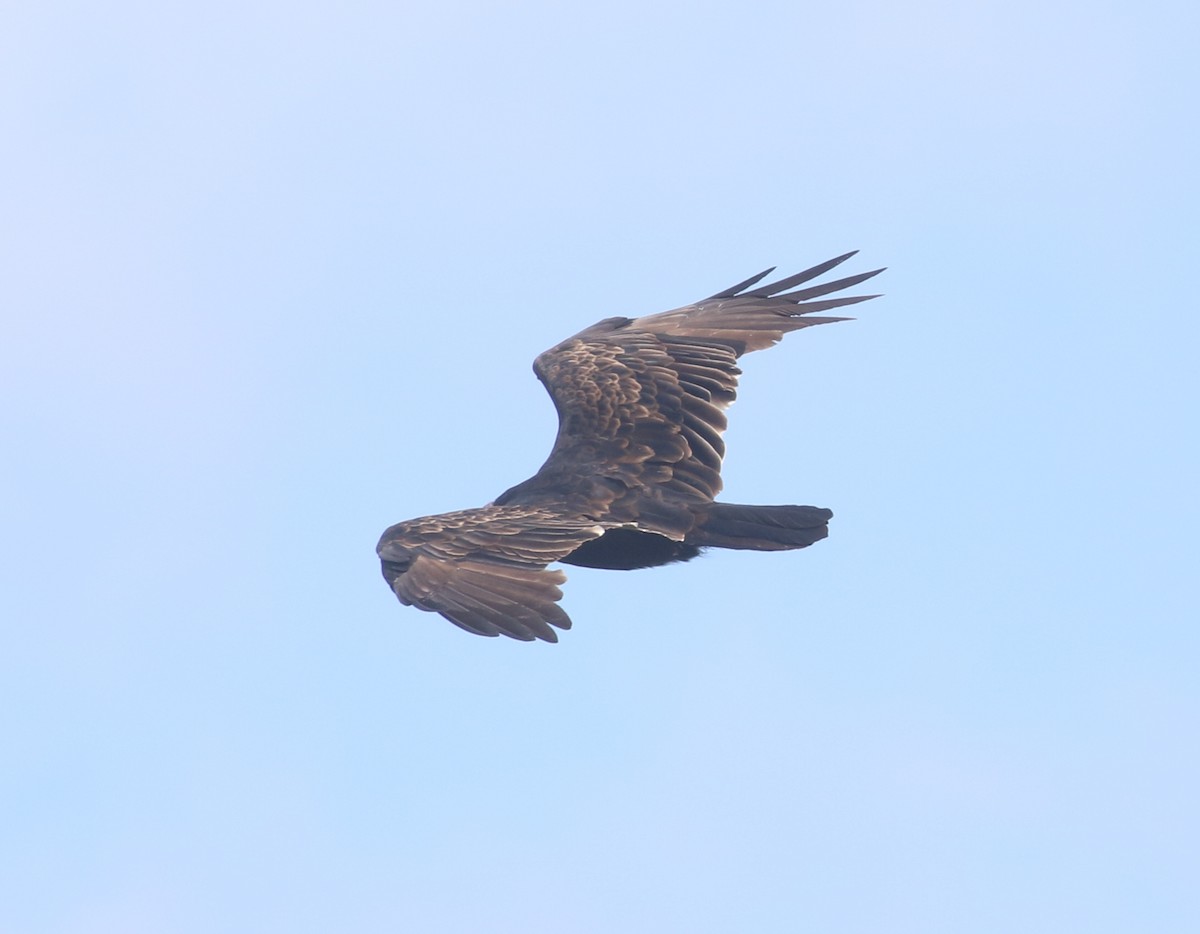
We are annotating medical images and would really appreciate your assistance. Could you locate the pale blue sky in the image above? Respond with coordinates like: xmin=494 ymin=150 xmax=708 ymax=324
xmin=2 ymin=1 xmax=1197 ymax=932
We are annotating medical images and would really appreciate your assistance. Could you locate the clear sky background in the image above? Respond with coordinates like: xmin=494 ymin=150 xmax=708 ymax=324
xmin=3 ymin=2 xmax=1197 ymax=932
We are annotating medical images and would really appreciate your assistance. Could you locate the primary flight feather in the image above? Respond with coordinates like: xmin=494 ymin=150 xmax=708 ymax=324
xmin=378 ymin=252 xmax=884 ymax=642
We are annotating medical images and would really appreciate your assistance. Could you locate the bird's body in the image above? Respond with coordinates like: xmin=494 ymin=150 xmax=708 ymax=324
xmin=378 ymin=252 xmax=883 ymax=641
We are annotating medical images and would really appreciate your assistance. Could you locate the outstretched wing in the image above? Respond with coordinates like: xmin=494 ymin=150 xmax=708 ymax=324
xmin=376 ymin=506 xmax=605 ymax=642
xmin=507 ymin=251 xmax=883 ymax=513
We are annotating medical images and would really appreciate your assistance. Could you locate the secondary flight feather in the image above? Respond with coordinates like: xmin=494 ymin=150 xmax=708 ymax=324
xmin=378 ymin=252 xmax=884 ymax=641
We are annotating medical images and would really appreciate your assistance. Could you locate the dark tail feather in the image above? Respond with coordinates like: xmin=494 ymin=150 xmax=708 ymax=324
xmin=689 ymin=502 xmax=832 ymax=551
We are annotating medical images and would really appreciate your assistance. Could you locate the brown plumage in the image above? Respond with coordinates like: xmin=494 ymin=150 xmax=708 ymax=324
xmin=378 ymin=252 xmax=884 ymax=641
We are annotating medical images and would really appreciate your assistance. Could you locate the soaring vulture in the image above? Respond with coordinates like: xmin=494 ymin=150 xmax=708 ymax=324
xmin=378 ymin=252 xmax=883 ymax=641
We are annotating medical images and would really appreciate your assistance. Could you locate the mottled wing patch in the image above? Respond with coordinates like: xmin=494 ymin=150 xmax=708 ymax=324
xmin=532 ymin=332 xmax=739 ymax=503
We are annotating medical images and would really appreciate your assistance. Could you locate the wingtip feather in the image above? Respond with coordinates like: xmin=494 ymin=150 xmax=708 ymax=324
xmin=705 ymin=267 xmax=777 ymax=300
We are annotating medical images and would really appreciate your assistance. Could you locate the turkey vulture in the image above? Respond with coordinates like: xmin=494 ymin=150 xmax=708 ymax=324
xmin=378 ymin=252 xmax=883 ymax=641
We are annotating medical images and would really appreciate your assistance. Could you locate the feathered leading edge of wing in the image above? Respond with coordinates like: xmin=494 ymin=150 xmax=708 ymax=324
xmin=377 ymin=506 xmax=606 ymax=642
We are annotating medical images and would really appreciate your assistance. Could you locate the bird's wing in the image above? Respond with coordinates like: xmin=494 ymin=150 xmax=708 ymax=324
xmin=376 ymin=506 xmax=605 ymax=642
xmin=515 ymin=252 xmax=884 ymax=507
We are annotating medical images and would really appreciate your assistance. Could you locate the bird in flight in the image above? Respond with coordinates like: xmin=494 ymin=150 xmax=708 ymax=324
xmin=378 ymin=252 xmax=883 ymax=642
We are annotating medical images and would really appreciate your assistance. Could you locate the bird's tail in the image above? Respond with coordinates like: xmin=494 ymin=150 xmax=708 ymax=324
xmin=689 ymin=502 xmax=832 ymax=551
